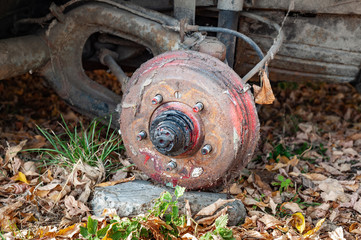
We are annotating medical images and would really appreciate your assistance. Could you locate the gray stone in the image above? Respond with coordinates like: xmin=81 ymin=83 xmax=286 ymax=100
xmin=90 ymin=180 xmax=246 ymax=226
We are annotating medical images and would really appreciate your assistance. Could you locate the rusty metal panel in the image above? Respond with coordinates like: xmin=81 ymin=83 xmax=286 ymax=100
xmin=235 ymin=11 xmax=361 ymax=83
xmin=244 ymin=0 xmax=361 ymax=15
xmin=0 ymin=35 xmax=49 ymax=80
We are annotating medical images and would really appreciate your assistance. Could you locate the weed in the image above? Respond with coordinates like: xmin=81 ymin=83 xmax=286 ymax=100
xmin=269 ymin=142 xmax=329 ymax=165
xmin=297 ymin=201 xmax=321 ymax=209
xmin=254 ymin=193 xmax=266 ymax=202
xmin=148 ymin=185 xmax=186 ymax=238
xmin=272 ymin=175 xmax=294 ymax=194
xmin=294 ymin=142 xmax=328 ymax=163
xmin=268 ymin=144 xmax=292 ymax=162
xmin=290 ymin=186 xmax=321 ymax=209
xmin=26 ymin=115 xmax=124 ymax=176
xmin=200 ymin=215 xmax=234 ymax=240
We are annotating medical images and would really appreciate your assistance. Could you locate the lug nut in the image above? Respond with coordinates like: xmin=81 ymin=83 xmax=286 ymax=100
xmin=201 ymin=144 xmax=212 ymax=155
xmin=193 ymin=102 xmax=204 ymax=112
xmin=166 ymin=161 xmax=177 ymax=171
xmin=137 ymin=131 xmax=147 ymax=141
xmin=152 ymin=94 xmax=163 ymax=105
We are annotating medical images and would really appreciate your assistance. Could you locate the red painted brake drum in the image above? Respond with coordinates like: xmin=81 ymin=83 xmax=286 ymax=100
xmin=120 ymin=50 xmax=259 ymax=190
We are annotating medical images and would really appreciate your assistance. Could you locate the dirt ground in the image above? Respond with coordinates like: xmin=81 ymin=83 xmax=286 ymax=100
xmin=0 ymin=72 xmax=361 ymax=239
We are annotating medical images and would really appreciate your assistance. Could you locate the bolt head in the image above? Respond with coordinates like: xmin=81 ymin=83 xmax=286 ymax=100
xmin=193 ymin=102 xmax=204 ymax=113
xmin=201 ymin=144 xmax=212 ymax=155
xmin=152 ymin=94 xmax=163 ymax=105
xmin=166 ymin=161 xmax=177 ymax=171
xmin=137 ymin=131 xmax=147 ymax=141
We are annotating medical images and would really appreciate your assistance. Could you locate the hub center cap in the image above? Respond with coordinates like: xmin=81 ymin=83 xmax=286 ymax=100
xmin=150 ymin=110 xmax=194 ymax=156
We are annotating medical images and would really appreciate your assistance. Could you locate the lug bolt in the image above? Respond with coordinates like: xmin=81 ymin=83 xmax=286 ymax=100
xmin=152 ymin=94 xmax=163 ymax=105
xmin=137 ymin=131 xmax=147 ymax=141
xmin=193 ymin=102 xmax=204 ymax=112
xmin=201 ymin=144 xmax=212 ymax=155
xmin=166 ymin=161 xmax=177 ymax=171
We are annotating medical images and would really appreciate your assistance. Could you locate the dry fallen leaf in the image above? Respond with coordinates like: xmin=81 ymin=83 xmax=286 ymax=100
xmin=54 ymin=223 xmax=83 ymax=238
xmin=303 ymin=218 xmax=325 ymax=238
xmin=317 ymin=179 xmax=348 ymax=202
xmin=78 ymin=182 xmax=92 ymax=203
xmin=353 ymin=198 xmax=361 ymax=214
xmin=21 ymin=161 xmax=39 ymax=177
xmin=5 ymin=140 xmax=27 ymax=164
xmin=265 ymin=162 xmax=288 ymax=171
xmin=10 ymin=171 xmax=30 ymax=184
xmin=259 ymin=214 xmax=282 ymax=230
xmin=95 ymin=175 xmax=135 ymax=187
xmin=253 ymin=70 xmax=275 ymax=105
xmin=349 ymin=133 xmax=361 ymax=141
xmin=243 ymin=197 xmax=268 ymax=211
xmin=141 ymin=216 xmax=174 ymax=239
xmin=195 ymin=198 xmax=234 ymax=217
xmin=253 ymin=173 xmax=273 ymax=193
xmin=329 ymin=226 xmax=346 ymax=240
xmin=282 ymin=202 xmax=303 ymax=214
xmin=196 ymin=206 xmax=229 ymax=226
xmin=269 ymin=198 xmax=277 ymax=215
xmin=302 ymin=173 xmax=328 ymax=181
xmin=240 ymin=229 xmax=272 ymax=239
xmin=182 ymin=233 xmax=198 ymax=240
xmin=185 ymin=200 xmax=192 ymax=227
xmin=292 ymin=212 xmax=305 ymax=234
xmin=349 ymin=222 xmax=361 ymax=234
xmin=241 ymin=216 xmax=257 ymax=229
xmin=64 ymin=195 xmax=90 ymax=217
xmin=225 ymin=183 xmax=242 ymax=195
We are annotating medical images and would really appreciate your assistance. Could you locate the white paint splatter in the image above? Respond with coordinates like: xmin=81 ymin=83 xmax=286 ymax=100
xmin=233 ymin=127 xmax=240 ymax=157
xmin=191 ymin=167 xmax=203 ymax=178
xmin=223 ymin=90 xmax=237 ymax=105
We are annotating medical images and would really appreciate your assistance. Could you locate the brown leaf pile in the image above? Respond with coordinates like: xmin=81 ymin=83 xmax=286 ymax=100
xmin=237 ymin=81 xmax=361 ymax=239
xmin=1 ymin=73 xmax=361 ymax=239
xmin=0 ymin=141 xmax=97 ymax=231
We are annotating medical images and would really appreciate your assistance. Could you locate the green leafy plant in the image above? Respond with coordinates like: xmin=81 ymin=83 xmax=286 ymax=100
xmin=80 ymin=216 xmax=104 ymax=240
xmin=200 ymin=215 xmax=234 ymax=240
xmin=80 ymin=215 xmax=149 ymax=240
xmin=27 ymin=115 xmax=124 ymax=175
xmin=268 ymin=144 xmax=292 ymax=162
xmin=272 ymin=175 xmax=294 ymax=193
xmin=294 ymin=142 xmax=329 ymax=163
xmin=149 ymin=185 xmax=186 ymax=224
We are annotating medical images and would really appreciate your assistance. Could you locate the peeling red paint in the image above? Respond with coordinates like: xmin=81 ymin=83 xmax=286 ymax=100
xmin=143 ymin=154 xmax=150 ymax=165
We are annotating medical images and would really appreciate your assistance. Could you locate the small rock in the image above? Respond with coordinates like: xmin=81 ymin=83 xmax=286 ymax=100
xmin=90 ymin=180 xmax=246 ymax=226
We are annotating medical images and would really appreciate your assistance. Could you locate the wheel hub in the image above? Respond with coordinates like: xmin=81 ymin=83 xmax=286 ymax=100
xmin=150 ymin=109 xmax=194 ymax=156
xmin=120 ymin=50 xmax=259 ymax=190
xmin=149 ymin=102 xmax=202 ymax=157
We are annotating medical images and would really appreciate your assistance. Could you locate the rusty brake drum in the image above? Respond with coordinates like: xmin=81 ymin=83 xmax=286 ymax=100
xmin=120 ymin=50 xmax=259 ymax=190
